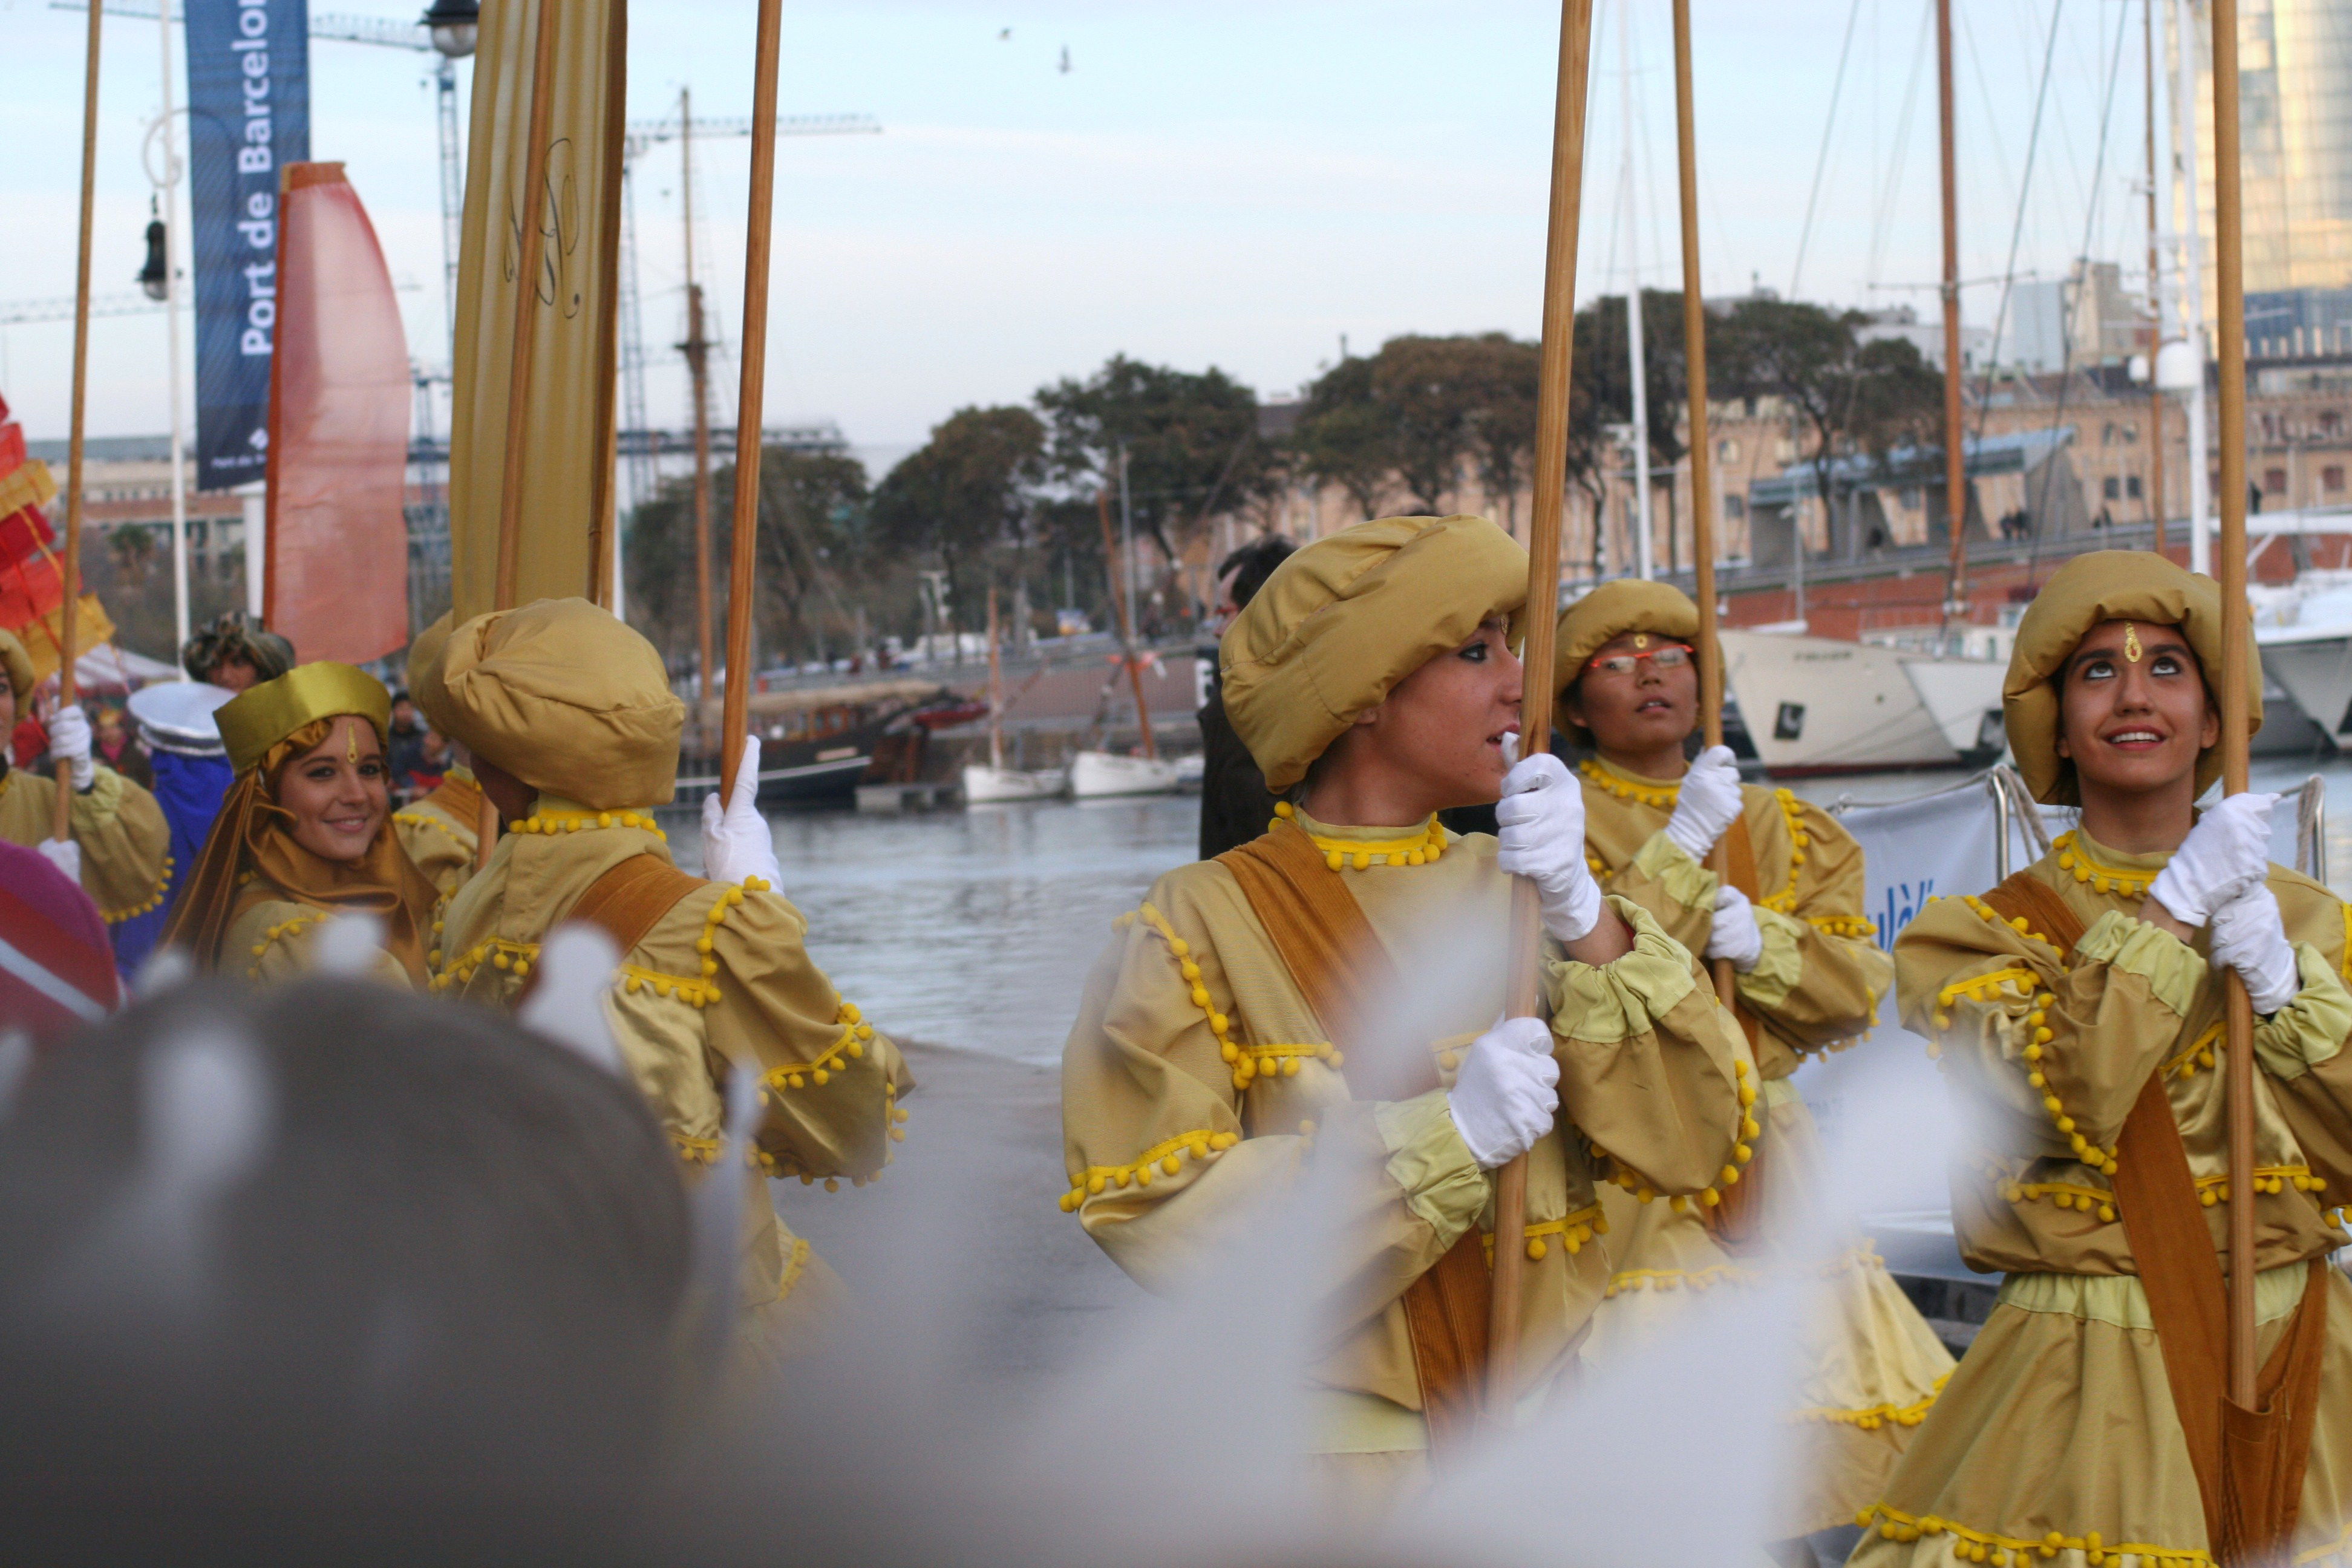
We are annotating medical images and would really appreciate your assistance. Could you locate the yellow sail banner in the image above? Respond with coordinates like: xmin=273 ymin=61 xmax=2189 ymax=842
xmin=447 ymin=0 xmax=626 ymax=621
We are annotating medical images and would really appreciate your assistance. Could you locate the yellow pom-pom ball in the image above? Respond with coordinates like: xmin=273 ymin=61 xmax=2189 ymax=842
xmin=1325 ymin=851 xmax=1344 ymax=872
xmin=1526 ymin=1238 xmax=1547 ymax=1261
xmin=1274 ymin=802 xmax=1293 ymax=819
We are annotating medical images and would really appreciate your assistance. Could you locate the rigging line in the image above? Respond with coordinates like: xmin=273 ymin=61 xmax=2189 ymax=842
xmin=1788 ymin=0 xmax=1866 ymax=301
xmin=2027 ymin=0 xmax=2131 ymax=584
xmin=1867 ymin=0 xmax=1938 ymax=290
xmin=1970 ymin=0 xmax=2069 ymax=455
xmin=1958 ymin=4 xmax=2020 ymax=265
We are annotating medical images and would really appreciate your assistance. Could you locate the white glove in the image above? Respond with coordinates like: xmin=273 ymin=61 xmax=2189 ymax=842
xmin=2149 ymin=792 xmax=2279 ymax=929
xmin=1446 ymin=1014 xmax=1560 ymax=1168
xmin=36 ymin=837 xmax=82 ymax=884
xmin=2209 ymin=881 xmax=2301 ymax=1016
xmin=1495 ymin=753 xmax=1602 ymax=943
xmin=47 ymin=704 xmax=94 ymax=791
xmin=1664 ymin=744 xmax=1743 ymax=862
xmin=1705 ymin=883 xmax=1765 ymax=972
xmin=699 ymin=736 xmax=784 ymax=889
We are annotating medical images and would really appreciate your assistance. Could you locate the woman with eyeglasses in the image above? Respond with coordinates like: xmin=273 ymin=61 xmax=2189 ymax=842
xmin=1551 ymin=579 xmax=1952 ymax=1550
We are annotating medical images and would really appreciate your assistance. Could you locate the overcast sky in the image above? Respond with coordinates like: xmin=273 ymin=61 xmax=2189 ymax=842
xmin=4 ymin=0 xmax=2167 ymax=470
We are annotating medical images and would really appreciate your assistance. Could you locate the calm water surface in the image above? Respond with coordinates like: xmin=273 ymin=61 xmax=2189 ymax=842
xmin=667 ymin=754 xmax=2352 ymax=1064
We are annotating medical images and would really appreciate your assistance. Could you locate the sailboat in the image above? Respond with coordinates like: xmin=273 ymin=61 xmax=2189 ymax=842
xmin=962 ymin=586 xmax=1065 ymax=803
xmin=1069 ymin=479 xmax=1181 ymax=799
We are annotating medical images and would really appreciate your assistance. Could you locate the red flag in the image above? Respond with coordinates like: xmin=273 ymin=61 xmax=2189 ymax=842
xmin=263 ymin=163 xmax=411 ymax=664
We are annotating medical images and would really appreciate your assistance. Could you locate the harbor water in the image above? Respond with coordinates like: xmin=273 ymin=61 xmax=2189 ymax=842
xmin=664 ymin=751 xmax=2352 ymax=1068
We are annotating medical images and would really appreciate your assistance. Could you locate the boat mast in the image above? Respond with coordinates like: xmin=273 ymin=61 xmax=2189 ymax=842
xmin=1936 ymin=0 xmax=1967 ymax=647
xmin=985 ymin=584 xmax=1005 ymax=771
xmin=1621 ymin=1 xmax=1652 ymax=581
xmin=1095 ymin=484 xmax=1156 ymax=761
xmin=2145 ymin=0 xmax=2167 ymax=554
xmin=2173 ymin=0 xmax=2213 ymax=578
xmin=681 ymin=87 xmax=717 ymax=731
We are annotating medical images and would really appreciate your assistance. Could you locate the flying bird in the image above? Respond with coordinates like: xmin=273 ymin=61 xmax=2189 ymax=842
xmin=998 ymin=27 xmax=1011 ymax=40
xmin=1059 ymin=45 xmax=1071 ymax=73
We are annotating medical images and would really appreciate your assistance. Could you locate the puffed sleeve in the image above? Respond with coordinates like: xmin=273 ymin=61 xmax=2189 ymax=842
xmin=1897 ymin=891 xmax=2191 ymax=1168
xmin=612 ymin=879 xmax=909 ymax=1182
xmin=70 ymin=766 xmax=172 ymax=925
xmin=1734 ymin=800 xmax=1892 ymax=1054
xmin=1059 ymin=874 xmax=1489 ymax=1338
xmin=2243 ymin=879 xmax=2352 ymax=1200
xmin=393 ymin=807 xmax=476 ymax=899
xmin=1547 ymin=895 xmax=1746 ymax=1198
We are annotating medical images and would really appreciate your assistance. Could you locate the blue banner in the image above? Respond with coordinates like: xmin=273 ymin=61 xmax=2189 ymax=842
xmin=184 ymin=0 xmax=310 ymax=493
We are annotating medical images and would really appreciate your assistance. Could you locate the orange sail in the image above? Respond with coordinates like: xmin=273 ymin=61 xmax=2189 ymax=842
xmin=263 ymin=162 xmax=411 ymax=664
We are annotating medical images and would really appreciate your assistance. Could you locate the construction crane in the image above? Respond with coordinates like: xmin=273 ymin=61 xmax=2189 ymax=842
xmin=614 ymin=109 xmax=880 ymax=517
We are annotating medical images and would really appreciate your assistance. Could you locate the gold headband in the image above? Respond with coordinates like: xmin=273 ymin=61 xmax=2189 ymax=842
xmin=215 ymin=662 xmax=391 ymax=776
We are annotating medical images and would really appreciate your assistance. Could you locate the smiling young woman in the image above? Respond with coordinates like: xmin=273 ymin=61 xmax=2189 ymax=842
xmin=1060 ymin=515 xmax=1748 ymax=1510
xmin=1862 ymin=550 xmax=2352 ymax=1567
xmin=160 ymin=662 xmax=439 ymax=987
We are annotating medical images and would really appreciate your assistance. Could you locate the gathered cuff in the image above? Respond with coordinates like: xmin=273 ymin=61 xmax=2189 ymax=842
xmin=1631 ymin=828 xmax=1717 ymax=912
xmin=1376 ymin=1089 xmax=1489 ymax=1246
xmin=1544 ymin=896 xmax=1699 ymax=1044
xmin=1737 ymin=904 xmax=1807 ymax=1009
xmin=2253 ymin=942 xmax=2352 ymax=1080
xmin=2074 ymin=908 xmax=2206 ymax=1019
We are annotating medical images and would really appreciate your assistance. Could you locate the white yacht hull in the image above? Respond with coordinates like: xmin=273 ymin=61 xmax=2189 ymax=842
xmin=1068 ymin=751 xmax=1183 ymax=798
xmin=961 ymin=764 xmax=1066 ymax=803
xmin=1719 ymin=629 xmax=1982 ymax=774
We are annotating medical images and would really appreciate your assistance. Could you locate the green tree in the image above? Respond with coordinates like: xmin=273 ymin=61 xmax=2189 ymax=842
xmin=1035 ymin=356 xmax=1273 ymax=572
xmin=624 ymin=446 xmax=873 ymax=673
xmin=1289 ymin=354 xmax=1396 ymax=520
xmin=871 ymin=405 xmax=1047 ymax=637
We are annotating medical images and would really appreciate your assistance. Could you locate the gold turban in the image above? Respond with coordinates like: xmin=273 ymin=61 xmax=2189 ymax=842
xmin=2004 ymin=550 xmax=2260 ymax=805
xmin=1220 ymin=515 xmax=1528 ymax=791
xmin=430 ymin=598 xmax=684 ymax=809
xmin=215 ymin=662 xmax=392 ymax=775
xmin=0 ymin=630 xmax=33 ymax=705
xmin=1550 ymin=578 xmax=1702 ymax=742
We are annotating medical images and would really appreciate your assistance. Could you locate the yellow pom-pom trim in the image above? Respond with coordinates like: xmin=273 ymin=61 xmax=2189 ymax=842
xmin=509 ymin=808 xmax=667 ymax=843
xmin=1853 ymin=1503 xmax=2210 ymax=1566
xmin=1060 ymin=1128 xmax=1241 ymax=1212
xmin=102 ymin=853 xmax=175 ymax=924
xmin=1302 ymin=814 xmax=1448 ymax=872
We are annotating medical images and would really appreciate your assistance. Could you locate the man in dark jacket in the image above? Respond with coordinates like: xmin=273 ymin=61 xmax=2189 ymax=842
xmin=1195 ymin=535 xmax=1295 ymax=858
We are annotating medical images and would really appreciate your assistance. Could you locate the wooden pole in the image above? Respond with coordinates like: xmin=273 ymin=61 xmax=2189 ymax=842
xmin=1095 ymin=487 xmax=1157 ymax=760
xmin=475 ymin=0 xmax=563 ymax=870
xmin=1671 ymin=0 xmax=1737 ymax=1017
xmin=985 ymin=585 xmax=1005 ymax=772
xmin=2145 ymin=0 xmax=2168 ymax=556
xmin=719 ymin=0 xmax=788 ymax=803
xmin=1935 ymin=0 xmax=1968 ymax=638
xmin=53 ymin=0 xmax=105 ymax=843
xmin=2207 ymin=0 xmax=2258 ymax=1410
xmin=681 ymin=88 xmax=717 ymax=734
xmin=1490 ymin=0 xmax=1596 ymax=1411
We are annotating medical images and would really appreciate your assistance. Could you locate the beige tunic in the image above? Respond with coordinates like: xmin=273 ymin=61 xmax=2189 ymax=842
xmin=1060 ymin=811 xmax=1747 ymax=1455
xmin=392 ymin=767 xmax=481 ymax=899
xmin=1575 ymin=760 xmax=1953 ymax=1537
xmin=0 ymin=763 xmax=172 ymax=926
xmin=229 ymin=897 xmax=413 ymax=988
xmin=1854 ymin=830 xmax=2352 ymax=1567
xmin=432 ymin=797 xmax=910 ymax=1367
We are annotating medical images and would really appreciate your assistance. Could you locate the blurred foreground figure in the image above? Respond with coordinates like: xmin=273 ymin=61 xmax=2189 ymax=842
xmin=0 ymin=976 xmax=688 ymax=1567
xmin=0 ymin=630 xmax=171 ymax=946
xmin=1867 ymin=552 xmax=2352 ymax=1566
xmin=0 ymin=836 xmax=117 ymax=1040
xmin=417 ymin=599 xmax=910 ymax=1367
xmin=1549 ymin=580 xmax=1952 ymax=1543
xmin=1061 ymin=516 xmax=1745 ymax=1501
xmin=161 ymin=662 xmax=439 ymax=986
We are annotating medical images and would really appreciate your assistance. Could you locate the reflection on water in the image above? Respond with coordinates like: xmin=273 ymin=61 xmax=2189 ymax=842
xmin=666 ymin=756 xmax=2352 ymax=1063
xmin=669 ymin=798 xmax=1199 ymax=1064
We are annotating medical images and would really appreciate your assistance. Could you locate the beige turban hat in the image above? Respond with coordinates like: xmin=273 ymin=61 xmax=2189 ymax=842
xmin=2004 ymin=550 xmax=2259 ymax=805
xmin=423 ymin=598 xmax=685 ymax=809
xmin=1550 ymin=578 xmax=1702 ymax=743
xmin=0 ymin=630 xmax=33 ymax=706
xmin=1220 ymin=515 xmax=1529 ymax=791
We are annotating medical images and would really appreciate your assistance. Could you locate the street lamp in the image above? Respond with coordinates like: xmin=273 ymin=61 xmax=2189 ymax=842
xmin=136 ymin=204 xmax=168 ymax=302
xmin=421 ymin=0 xmax=478 ymax=60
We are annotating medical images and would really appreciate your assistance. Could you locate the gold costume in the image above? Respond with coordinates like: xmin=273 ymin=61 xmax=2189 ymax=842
xmin=161 ymin=661 xmax=438 ymax=987
xmin=393 ymin=765 xmax=482 ymax=898
xmin=417 ymin=599 xmax=909 ymax=1365
xmin=1061 ymin=518 xmax=1747 ymax=1478
xmin=1858 ymin=552 xmax=2352 ymax=1567
xmin=0 ymin=630 xmax=170 ymax=926
xmin=1550 ymin=581 xmax=1953 ymax=1537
